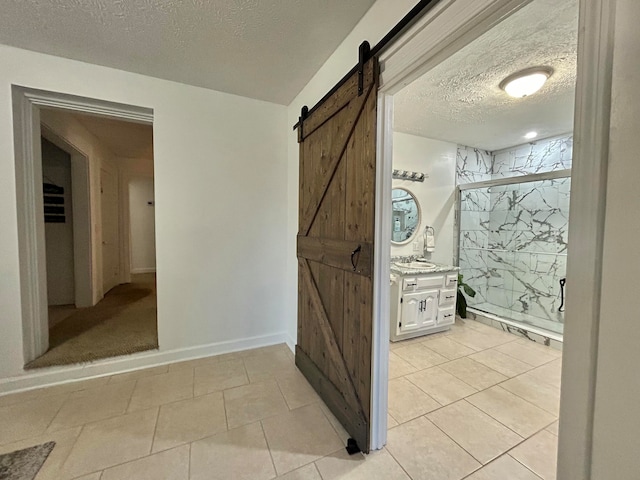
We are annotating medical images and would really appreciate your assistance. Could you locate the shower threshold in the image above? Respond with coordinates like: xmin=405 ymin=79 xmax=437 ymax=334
xmin=468 ymin=304 xmax=563 ymax=346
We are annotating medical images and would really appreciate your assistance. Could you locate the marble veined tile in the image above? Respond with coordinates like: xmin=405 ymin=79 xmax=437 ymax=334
xmin=461 ymin=231 xmax=489 ymax=249
xmin=461 ymin=211 xmax=490 ymax=232
xmin=462 ymin=189 xmax=490 ymax=212
xmin=460 ymin=248 xmax=488 ymax=270
xmin=457 ymin=146 xmax=492 ymax=184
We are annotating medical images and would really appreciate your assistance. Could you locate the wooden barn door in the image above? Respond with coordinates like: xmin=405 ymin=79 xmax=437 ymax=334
xmin=295 ymin=52 xmax=378 ymax=453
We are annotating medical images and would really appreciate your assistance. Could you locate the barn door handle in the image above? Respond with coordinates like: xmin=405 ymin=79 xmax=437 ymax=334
xmin=350 ymin=245 xmax=362 ymax=271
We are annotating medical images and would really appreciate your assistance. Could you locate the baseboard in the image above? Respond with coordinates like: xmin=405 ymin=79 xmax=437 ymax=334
xmin=285 ymin=333 xmax=296 ymax=354
xmin=0 ymin=331 xmax=289 ymax=395
xmin=131 ymin=267 xmax=156 ymax=274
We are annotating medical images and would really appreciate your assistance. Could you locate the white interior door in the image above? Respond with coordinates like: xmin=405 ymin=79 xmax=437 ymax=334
xmin=101 ymin=167 xmax=119 ymax=294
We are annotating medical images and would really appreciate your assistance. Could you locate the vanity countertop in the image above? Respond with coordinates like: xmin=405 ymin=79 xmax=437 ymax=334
xmin=390 ymin=262 xmax=460 ymax=276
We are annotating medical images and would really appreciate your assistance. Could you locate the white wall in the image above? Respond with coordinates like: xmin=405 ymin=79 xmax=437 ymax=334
xmin=285 ymin=0 xmax=421 ymax=346
xmin=0 ymin=44 xmax=288 ymax=388
xmin=391 ymin=132 xmax=457 ymax=264
xmin=117 ymin=156 xmax=154 ymax=284
xmin=42 ymin=138 xmax=75 ymax=305
xmin=590 ymin=0 xmax=640 ymax=476
xmin=129 ymin=177 xmax=156 ymax=274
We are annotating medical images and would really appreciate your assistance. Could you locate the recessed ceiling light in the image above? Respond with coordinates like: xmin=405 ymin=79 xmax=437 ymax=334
xmin=524 ymin=131 xmax=538 ymax=139
xmin=499 ymin=67 xmax=554 ymax=98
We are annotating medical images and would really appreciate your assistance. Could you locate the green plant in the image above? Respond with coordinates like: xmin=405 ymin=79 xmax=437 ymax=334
xmin=456 ymin=274 xmax=476 ymax=318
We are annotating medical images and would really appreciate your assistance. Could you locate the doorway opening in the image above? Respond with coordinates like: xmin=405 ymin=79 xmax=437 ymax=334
xmin=12 ymin=88 xmax=157 ymax=369
xmin=380 ymin=0 xmax=576 ymax=475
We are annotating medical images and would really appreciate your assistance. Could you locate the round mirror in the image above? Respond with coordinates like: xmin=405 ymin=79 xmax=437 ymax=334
xmin=391 ymin=188 xmax=421 ymax=244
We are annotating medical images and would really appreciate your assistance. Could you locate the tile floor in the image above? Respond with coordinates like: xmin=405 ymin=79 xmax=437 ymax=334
xmin=0 ymin=319 xmax=561 ymax=479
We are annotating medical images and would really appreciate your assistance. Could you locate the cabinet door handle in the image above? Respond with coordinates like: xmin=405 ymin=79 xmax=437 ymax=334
xmin=407 ymin=282 xmax=417 ymax=287
xmin=444 ymin=313 xmax=453 ymax=318
xmin=446 ymin=295 xmax=456 ymax=299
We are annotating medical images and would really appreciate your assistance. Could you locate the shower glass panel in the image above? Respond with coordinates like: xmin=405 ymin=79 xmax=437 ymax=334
xmin=458 ymin=177 xmax=570 ymax=335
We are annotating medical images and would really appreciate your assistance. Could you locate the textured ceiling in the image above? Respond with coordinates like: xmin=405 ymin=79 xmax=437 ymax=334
xmin=394 ymin=0 xmax=579 ymax=151
xmin=0 ymin=0 xmax=377 ymax=105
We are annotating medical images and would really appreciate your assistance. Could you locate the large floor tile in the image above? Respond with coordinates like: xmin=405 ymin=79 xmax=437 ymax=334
xmin=167 ymin=355 xmax=219 ymax=374
xmin=546 ymin=420 xmax=559 ymax=436
xmin=243 ymin=350 xmax=297 ymax=383
xmin=469 ymin=349 xmax=533 ymax=377
xmin=190 ymin=422 xmax=275 ymax=480
xmin=193 ymin=359 xmax=248 ymax=396
xmin=315 ymin=448 xmax=409 ymax=480
xmin=224 ymin=380 xmax=288 ymax=429
xmin=427 ymin=400 xmax=523 ymax=464
xmin=386 ymin=416 xmax=481 ymax=480
xmin=495 ymin=339 xmax=561 ymax=367
xmin=61 ymin=408 xmax=158 ymax=478
xmin=439 ymin=357 xmax=507 ymax=390
xmin=406 ymin=367 xmax=477 ymax=406
xmin=0 ymin=393 xmax=68 ymax=445
xmin=511 ymin=430 xmax=558 ymax=480
xmin=48 ymin=381 xmax=135 ymax=432
xmin=467 ymin=386 xmax=556 ymax=438
xmin=388 ymin=377 xmax=440 ymax=424
xmin=393 ymin=343 xmax=448 ymax=370
xmin=73 ymin=473 xmax=103 ymax=480
xmin=276 ymin=463 xmax=322 ymax=479
xmin=319 ymin=403 xmax=350 ymax=443
xmin=465 ymin=454 xmax=542 ymax=480
xmin=446 ymin=328 xmax=515 ymax=351
xmin=108 ymin=365 xmax=169 ymax=384
xmin=388 ymin=351 xmax=418 ymax=379
xmin=501 ymin=374 xmax=561 ymax=416
xmin=101 ymin=444 xmax=189 ymax=480
xmin=152 ymin=392 xmax=227 ymax=452
xmin=276 ymin=371 xmax=320 ymax=410
xmin=387 ymin=414 xmax=399 ymax=429
xmin=0 ymin=426 xmax=82 ymax=480
xmin=127 ymin=371 xmax=193 ymax=412
xmin=420 ymin=336 xmax=476 ymax=360
xmin=261 ymin=404 xmax=342 ymax=475
xmin=524 ymin=359 xmax=563 ymax=389
xmin=389 ymin=336 xmax=428 ymax=351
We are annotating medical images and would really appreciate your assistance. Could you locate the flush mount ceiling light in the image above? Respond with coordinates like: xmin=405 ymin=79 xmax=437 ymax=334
xmin=499 ymin=67 xmax=554 ymax=98
xmin=524 ymin=131 xmax=538 ymax=139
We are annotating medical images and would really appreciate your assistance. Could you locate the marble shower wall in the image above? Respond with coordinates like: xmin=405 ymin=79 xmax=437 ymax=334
xmin=457 ymin=136 xmax=572 ymax=330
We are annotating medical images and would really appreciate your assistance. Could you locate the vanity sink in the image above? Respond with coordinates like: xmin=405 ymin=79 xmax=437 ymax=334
xmin=395 ymin=261 xmax=437 ymax=270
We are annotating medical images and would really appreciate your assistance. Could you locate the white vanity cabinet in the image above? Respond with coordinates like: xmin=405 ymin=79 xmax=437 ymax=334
xmin=390 ymin=270 xmax=458 ymax=341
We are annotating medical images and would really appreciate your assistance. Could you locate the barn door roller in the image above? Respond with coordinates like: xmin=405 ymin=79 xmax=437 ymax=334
xmin=358 ymin=41 xmax=371 ymax=96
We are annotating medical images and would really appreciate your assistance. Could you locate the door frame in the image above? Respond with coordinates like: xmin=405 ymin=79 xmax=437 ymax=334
xmin=12 ymin=86 xmax=154 ymax=364
xmin=372 ymin=2 xmax=614 ymax=479
xmin=100 ymin=164 xmax=121 ymax=295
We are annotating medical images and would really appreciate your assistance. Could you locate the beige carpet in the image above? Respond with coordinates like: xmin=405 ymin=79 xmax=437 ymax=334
xmin=27 ymin=274 xmax=158 ymax=369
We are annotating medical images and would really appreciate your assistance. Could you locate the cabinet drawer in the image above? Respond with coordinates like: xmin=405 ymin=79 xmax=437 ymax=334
xmin=438 ymin=306 xmax=456 ymax=326
xmin=439 ymin=288 xmax=457 ymax=307
xmin=416 ymin=275 xmax=444 ymax=290
xmin=445 ymin=273 xmax=458 ymax=288
xmin=402 ymin=277 xmax=418 ymax=291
